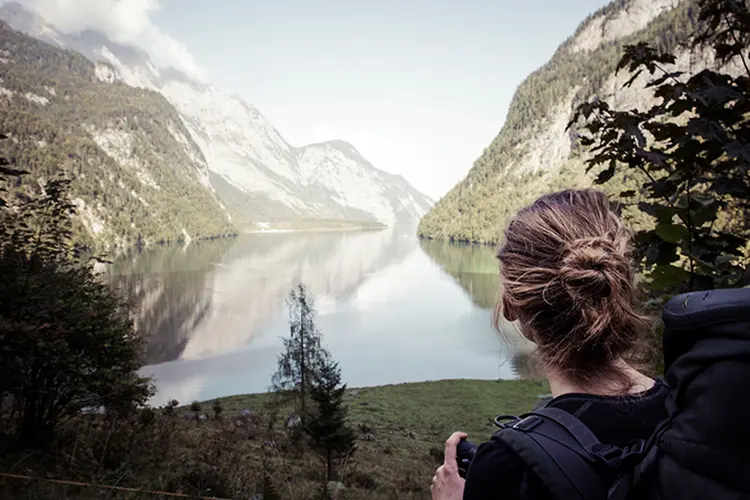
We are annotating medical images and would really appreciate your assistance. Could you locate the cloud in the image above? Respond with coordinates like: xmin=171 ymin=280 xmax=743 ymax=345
xmin=11 ymin=0 xmax=204 ymax=78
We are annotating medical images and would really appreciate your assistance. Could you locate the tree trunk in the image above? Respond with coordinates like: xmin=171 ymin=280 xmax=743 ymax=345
xmin=300 ymin=327 xmax=306 ymax=416
xmin=327 ymin=446 xmax=332 ymax=482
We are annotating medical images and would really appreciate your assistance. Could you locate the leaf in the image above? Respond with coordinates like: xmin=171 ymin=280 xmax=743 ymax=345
xmin=0 ymin=166 xmax=30 ymax=176
xmin=650 ymin=264 xmax=692 ymax=291
xmin=655 ymin=241 xmax=680 ymax=265
xmin=645 ymin=71 xmax=685 ymax=88
xmin=622 ymin=69 xmax=644 ymax=89
xmin=711 ymin=178 xmax=749 ymax=196
xmin=655 ymin=222 xmax=689 ymax=243
xmin=691 ymin=203 xmax=719 ymax=227
xmin=594 ymin=161 xmax=617 ymax=184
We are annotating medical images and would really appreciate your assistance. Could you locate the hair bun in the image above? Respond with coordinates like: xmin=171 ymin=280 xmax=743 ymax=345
xmin=560 ymin=237 xmax=621 ymax=301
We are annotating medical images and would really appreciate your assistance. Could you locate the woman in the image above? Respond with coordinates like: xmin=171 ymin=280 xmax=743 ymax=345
xmin=431 ymin=189 xmax=669 ymax=500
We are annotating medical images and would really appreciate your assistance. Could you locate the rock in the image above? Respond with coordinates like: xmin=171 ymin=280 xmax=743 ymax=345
xmin=285 ymin=412 xmax=302 ymax=428
xmin=198 ymin=413 xmax=208 ymax=421
xmin=240 ymin=408 xmax=252 ymax=418
xmin=349 ymin=390 xmax=359 ymax=397
xmin=327 ymin=481 xmax=346 ymax=499
xmin=362 ymin=432 xmax=375 ymax=441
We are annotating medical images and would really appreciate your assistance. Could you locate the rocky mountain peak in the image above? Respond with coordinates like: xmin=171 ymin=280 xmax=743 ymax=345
xmin=0 ymin=2 xmax=433 ymax=238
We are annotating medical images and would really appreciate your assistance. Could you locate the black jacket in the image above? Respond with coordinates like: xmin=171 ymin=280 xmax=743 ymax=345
xmin=636 ymin=288 xmax=750 ymax=499
xmin=462 ymin=381 xmax=669 ymax=500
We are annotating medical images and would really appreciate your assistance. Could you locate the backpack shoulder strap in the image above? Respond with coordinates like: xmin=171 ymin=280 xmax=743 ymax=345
xmin=491 ymin=408 xmax=643 ymax=500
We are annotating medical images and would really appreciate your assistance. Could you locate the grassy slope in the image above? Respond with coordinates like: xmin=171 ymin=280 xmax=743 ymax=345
xmin=1 ymin=379 xmax=547 ymax=500
xmin=202 ymin=379 xmax=549 ymax=500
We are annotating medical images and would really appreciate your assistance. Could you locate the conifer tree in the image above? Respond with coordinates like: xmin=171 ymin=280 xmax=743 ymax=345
xmin=271 ymin=283 xmax=330 ymax=416
xmin=304 ymin=356 xmax=357 ymax=482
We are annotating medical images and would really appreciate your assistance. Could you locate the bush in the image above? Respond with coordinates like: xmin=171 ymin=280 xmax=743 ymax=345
xmin=0 ymin=160 xmax=153 ymax=448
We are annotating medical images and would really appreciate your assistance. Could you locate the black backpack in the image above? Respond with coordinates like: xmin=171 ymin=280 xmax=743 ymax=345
xmin=489 ymin=287 xmax=750 ymax=500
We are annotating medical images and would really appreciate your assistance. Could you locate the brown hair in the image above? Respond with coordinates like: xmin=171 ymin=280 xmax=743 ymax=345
xmin=494 ymin=189 xmax=651 ymax=388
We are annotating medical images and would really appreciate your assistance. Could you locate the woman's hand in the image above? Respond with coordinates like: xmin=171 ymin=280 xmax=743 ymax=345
xmin=431 ymin=431 xmax=468 ymax=500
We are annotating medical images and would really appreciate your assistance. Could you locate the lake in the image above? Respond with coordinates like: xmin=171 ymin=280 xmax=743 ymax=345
xmin=105 ymin=227 xmax=537 ymax=407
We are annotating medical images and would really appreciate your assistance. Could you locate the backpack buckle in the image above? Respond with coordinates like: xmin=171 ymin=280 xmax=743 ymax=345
xmin=621 ymin=439 xmax=646 ymax=464
xmin=594 ymin=439 xmax=646 ymax=469
xmin=512 ymin=415 xmax=543 ymax=432
xmin=593 ymin=444 xmax=625 ymax=468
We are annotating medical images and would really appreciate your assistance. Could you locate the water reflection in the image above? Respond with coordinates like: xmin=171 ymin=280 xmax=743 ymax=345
xmin=419 ymin=238 xmax=542 ymax=380
xmin=107 ymin=228 xmax=415 ymax=364
xmin=106 ymin=238 xmax=237 ymax=364
xmin=418 ymin=239 xmax=500 ymax=309
xmin=106 ymin=231 xmax=544 ymax=405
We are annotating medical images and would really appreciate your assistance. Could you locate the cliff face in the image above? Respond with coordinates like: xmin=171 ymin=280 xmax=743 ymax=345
xmin=2 ymin=3 xmax=433 ymax=230
xmin=418 ymin=0 xmax=719 ymax=244
xmin=0 ymin=2 xmax=434 ymax=251
xmin=0 ymin=20 xmax=235 ymax=251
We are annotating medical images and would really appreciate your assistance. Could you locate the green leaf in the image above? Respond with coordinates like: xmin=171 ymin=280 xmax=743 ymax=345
xmin=650 ymin=264 xmax=692 ymax=291
xmin=690 ymin=202 xmax=719 ymax=227
xmin=594 ymin=161 xmax=617 ymax=184
xmin=655 ymin=222 xmax=689 ymax=243
xmin=654 ymin=206 xmax=679 ymax=224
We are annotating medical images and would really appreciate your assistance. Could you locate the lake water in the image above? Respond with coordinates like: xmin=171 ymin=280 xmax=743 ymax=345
xmin=105 ymin=228 xmax=536 ymax=407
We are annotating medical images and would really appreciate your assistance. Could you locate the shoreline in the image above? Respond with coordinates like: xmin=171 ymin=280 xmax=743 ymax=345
xmin=179 ymin=377 xmax=547 ymax=407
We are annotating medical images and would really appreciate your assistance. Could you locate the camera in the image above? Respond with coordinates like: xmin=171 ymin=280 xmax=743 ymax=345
xmin=456 ymin=437 xmax=478 ymax=478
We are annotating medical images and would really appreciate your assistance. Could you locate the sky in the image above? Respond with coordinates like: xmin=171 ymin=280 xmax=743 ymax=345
xmin=13 ymin=0 xmax=611 ymax=199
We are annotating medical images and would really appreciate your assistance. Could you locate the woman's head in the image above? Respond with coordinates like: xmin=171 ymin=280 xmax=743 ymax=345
xmin=495 ymin=189 xmax=650 ymax=387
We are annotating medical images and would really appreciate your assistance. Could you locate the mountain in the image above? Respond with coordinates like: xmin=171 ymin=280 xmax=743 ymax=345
xmin=0 ymin=18 xmax=235 ymax=250
xmin=0 ymin=2 xmax=433 ymax=240
xmin=418 ymin=0 xmax=733 ymax=244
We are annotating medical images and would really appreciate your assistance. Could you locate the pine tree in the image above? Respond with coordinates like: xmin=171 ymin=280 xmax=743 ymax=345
xmin=260 ymin=473 xmax=281 ymax=500
xmin=271 ymin=283 xmax=330 ymax=416
xmin=304 ymin=356 xmax=357 ymax=482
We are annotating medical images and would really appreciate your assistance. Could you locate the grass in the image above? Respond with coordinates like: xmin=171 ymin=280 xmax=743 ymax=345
xmin=0 ymin=379 xmax=548 ymax=500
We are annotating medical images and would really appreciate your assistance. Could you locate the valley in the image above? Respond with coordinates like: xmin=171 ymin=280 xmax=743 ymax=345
xmin=0 ymin=2 xmax=433 ymax=252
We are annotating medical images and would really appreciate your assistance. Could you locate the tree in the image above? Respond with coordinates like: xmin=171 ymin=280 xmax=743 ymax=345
xmin=271 ymin=283 xmax=330 ymax=416
xmin=304 ymin=356 xmax=357 ymax=483
xmin=566 ymin=0 xmax=750 ymax=294
xmin=0 ymin=149 xmax=153 ymax=448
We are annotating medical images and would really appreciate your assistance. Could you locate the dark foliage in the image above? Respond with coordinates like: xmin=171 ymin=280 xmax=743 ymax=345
xmin=304 ymin=356 xmax=357 ymax=483
xmin=271 ymin=283 xmax=330 ymax=416
xmin=567 ymin=0 xmax=750 ymax=293
xmin=0 ymin=144 xmax=153 ymax=448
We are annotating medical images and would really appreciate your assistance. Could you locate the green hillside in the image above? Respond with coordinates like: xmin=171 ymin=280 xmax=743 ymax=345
xmin=0 ymin=21 xmax=235 ymax=252
xmin=418 ymin=0 xmax=697 ymax=244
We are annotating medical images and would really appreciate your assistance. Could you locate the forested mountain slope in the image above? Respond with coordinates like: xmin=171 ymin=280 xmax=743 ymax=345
xmin=0 ymin=20 xmax=234 ymax=251
xmin=418 ymin=0 xmax=700 ymax=244
xmin=0 ymin=2 xmax=434 ymax=233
